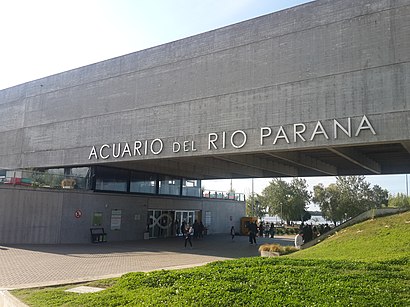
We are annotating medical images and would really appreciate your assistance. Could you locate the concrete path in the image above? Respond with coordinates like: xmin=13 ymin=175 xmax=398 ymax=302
xmin=0 ymin=234 xmax=293 ymax=290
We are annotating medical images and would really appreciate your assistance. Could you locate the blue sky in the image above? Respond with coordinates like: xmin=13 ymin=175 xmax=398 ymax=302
xmin=0 ymin=0 xmax=312 ymax=90
xmin=0 ymin=0 xmax=408 ymax=198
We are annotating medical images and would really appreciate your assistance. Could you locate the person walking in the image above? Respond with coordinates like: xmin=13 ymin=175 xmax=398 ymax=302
xmin=184 ymin=224 xmax=193 ymax=248
xmin=230 ymin=226 xmax=235 ymax=241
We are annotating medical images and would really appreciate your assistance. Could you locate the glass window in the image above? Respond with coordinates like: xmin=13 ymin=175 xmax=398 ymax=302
xmin=94 ymin=167 xmax=128 ymax=192
xmin=68 ymin=167 xmax=90 ymax=189
xmin=158 ymin=176 xmax=181 ymax=196
xmin=130 ymin=172 xmax=157 ymax=194
xmin=182 ymin=179 xmax=201 ymax=197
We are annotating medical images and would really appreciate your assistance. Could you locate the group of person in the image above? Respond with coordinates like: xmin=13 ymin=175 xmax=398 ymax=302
xmin=295 ymin=222 xmax=332 ymax=248
xmin=181 ymin=219 xmax=333 ymax=249
xmin=244 ymin=221 xmax=276 ymax=244
xmin=243 ymin=220 xmax=333 ymax=249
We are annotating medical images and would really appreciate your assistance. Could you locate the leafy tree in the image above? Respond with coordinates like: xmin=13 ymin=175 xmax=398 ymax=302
xmin=246 ymin=193 xmax=266 ymax=218
xmin=388 ymin=193 xmax=410 ymax=209
xmin=313 ymin=183 xmax=344 ymax=226
xmin=261 ymin=178 xmax=311 ymax=224
xmin=369 ymin=184 xmax=389 ymax=208
xmin=336 ymin=176 xmax=371 ymax=217
xmin=313 ymin=176 xmax=390 ymax=225
xmin=302 ymin=211 xmax=312 ymax=222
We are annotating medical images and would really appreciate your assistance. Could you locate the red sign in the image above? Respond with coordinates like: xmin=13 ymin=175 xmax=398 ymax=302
xmin=74 ymin=210 xmax=82 ymax=218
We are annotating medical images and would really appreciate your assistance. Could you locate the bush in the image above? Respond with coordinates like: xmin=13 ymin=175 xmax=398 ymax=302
xmin=258 ymin=244 xmax=298 ymax=255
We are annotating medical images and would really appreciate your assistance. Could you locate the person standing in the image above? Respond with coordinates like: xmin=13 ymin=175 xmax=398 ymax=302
xmin=269 ymin=223 xmax=275 ymax=238
xmin=199 ymin=221 xmax=205 ymax=238
xmin=181 ymin=221 xmax=186 ymax=237
xmin=193 ymin=220 xmax=200 ymax=239
xmin=258 ymin=222 xmax=264 ymax=237
xmin=249 ymin=221 xmax=257 ymax=244
xmin=294 ymin=232 xmax=303 ymax=249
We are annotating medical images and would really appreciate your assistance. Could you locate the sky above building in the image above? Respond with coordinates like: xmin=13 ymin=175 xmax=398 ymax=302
xmin=0 ymin=0 xmax=313 ymax=90
xmin=0 ymin=0 xmax=408 ymax=199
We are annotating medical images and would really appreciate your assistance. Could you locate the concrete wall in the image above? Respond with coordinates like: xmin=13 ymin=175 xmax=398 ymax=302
xmin=0 ymin=185 xmax=245 ymax=244
xmin=0 ymin=188 xmax=63 ymax=244
xmin=59 ymin=192 xmax=149 ymax=243
xmin=0 ymin=0 xmax=409 ymax=169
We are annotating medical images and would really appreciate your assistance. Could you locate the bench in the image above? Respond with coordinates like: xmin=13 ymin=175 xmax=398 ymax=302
xmin=90 ymin=228 xmax=107 ymax=243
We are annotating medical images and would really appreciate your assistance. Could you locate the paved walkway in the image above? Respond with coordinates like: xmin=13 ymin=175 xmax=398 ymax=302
xmin=0 ymin=234 xmax=293 ymax=290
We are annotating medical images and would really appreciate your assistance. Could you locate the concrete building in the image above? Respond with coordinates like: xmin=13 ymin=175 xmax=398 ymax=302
xmin=0 ymin=0 xmax=409 ymax=243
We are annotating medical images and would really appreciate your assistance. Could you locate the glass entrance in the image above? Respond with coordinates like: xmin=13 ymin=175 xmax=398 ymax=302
xmin=148 ymin=210 xmax=174 ymax=238
xmin=174 ymin=210 xmax=195 ymax=236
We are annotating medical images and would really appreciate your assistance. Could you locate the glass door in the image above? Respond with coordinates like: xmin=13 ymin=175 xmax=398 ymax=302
xmin=174 ymin=210 xmax=195 ymax=236
xmin=148 ymin=210 xmax=174 ymax=238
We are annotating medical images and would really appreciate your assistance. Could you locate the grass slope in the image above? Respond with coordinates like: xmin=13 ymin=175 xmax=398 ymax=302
xmin=290 ymin=211 xmax=410 ymax=262
xmin=13 ymin=211 xmax=410 ymax=306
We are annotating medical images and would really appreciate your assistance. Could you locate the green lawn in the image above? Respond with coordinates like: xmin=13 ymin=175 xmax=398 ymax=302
xmin=13 ymin=211 xmax=410 ymax=306
xmin=290 ymin=211 xmax=410 ymax=262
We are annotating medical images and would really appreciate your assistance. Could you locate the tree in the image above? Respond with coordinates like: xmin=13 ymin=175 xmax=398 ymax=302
xmin=246 ymin=193 xmax=266 ymax=218
xmin=369 ymin=185 xmax=389 ymax=208
xmin=313 ymin=183 xmax=345 ymax=226
xmin=336 ymin=175 xmax=371 ymax=218
xmin=313 ymin=176 xmax=390 ymax=225
xmin=388 ymin=193 xmax=410 ymax=209
xmin=261 ymin=178 xmax=311 ymax=224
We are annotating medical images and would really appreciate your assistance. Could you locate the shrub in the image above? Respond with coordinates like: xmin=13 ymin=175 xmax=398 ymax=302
xmin=258 ymin=244 xmax=298 ymax=255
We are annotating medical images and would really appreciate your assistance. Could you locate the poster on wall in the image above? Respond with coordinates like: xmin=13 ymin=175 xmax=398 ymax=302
xmin=111 ymin=209 xmax=122 ymax=230
xmin=92 ymin=212 xmax=103 ymax=226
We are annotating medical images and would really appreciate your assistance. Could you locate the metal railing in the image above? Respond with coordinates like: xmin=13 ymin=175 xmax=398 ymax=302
xmin=202 ymin=189 xmax=245 ymax=201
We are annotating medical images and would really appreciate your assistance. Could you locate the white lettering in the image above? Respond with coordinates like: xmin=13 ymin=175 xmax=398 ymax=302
xmin=294 ymin=123 xmax=306 ymax=142
xmin=310 ymin=121 xmax=329 ymax=141
xmin=183 ymin=141 xmax=190 ymax=152
xmin=334 ymin=118 xmax=351 ymax=138
xmin=121 ymin=142 xmax=132 ymax=157
xmin=112 ymin=143 xmax=121 ymax=158
xmin=260 ymin=127 xmax=272 ymax=146
xmin=355 ymin=115 xmax=376 ymax=136
xmin=173 ymin=142 xmax=181 ymax=153
xmin=231 ymin=130 xmax=247 ymax=149
xmin=100 ymin=144 xmax=110 ymax=159
xmin=87 ymin=115 xmax=377 ymax=159
xmin=151 ymin=138 xmax=163 ymax=155
xmin=134 ymin=141 xmax=142 ymax=156
xmin=273 ymin=126 xmax=290 ymax=144
xmin=191 ymin=140 xmax=197 ymax=152
xmin=88 ymin=146 xmax=98 ymax=160
xmin=208 ymin=133 xmax=218 ymax=150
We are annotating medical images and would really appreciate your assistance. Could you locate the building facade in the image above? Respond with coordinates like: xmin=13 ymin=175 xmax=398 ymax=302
xmin=0 ymin=0 xmax=409 ymax=243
